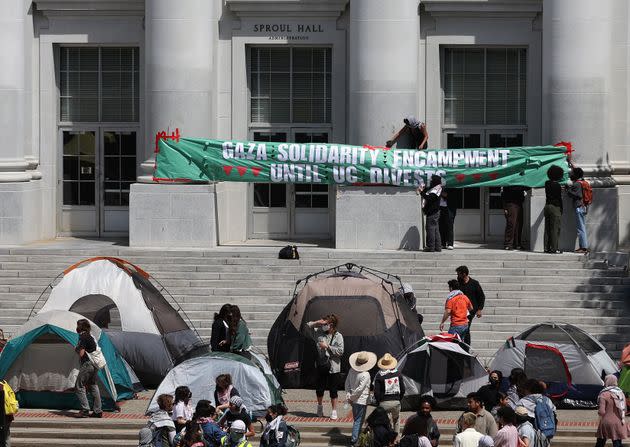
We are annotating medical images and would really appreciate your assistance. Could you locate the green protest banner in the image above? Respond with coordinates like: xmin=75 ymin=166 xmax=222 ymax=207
xmin=154 ymin=135 xmax=569 ymax=188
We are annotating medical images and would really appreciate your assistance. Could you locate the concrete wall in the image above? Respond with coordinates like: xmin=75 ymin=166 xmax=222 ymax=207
xmin=529 ymin=186 xmax=619 ymax=253
xmin=335 ymin=186 xmax=422 ymax=250
xmin=129 ymin=183 xmax=217 ymax=248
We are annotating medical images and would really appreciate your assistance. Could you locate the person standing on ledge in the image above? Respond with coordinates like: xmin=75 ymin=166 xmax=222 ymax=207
xmin=455 ymin=265 xmax=485 ymax=347
xmin=386 ymin=116 xmax=428 ymax=150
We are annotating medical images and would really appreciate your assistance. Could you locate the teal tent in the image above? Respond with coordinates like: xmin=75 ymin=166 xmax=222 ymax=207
xmin=0 ymin=310 xmax=138 ymax=411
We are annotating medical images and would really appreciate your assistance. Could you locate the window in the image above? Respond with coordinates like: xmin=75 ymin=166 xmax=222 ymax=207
xmin=250 ymin=47 xmax=332 ymax=124
xmin=62 ymin=131 xmax=96 ymax=205
xmin=103 ymin=131 xmax=137 ymax=206
xmin=443 ymin=48 xmax=526 ymax=125
xmin=60 ymin=47 xmax=140 ymax=122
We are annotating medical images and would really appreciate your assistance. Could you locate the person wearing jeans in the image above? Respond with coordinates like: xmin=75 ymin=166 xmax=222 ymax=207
xmin=345 ymin=351 xmax=377 ymax=446
xmin=419 ymin=175 xmax=443 ymax=252
xmin=567 ymin=167 xmax=589 ymax=253
xmin=440 ymin=280 xmax=473 ymax=343
xmin=74 ymin=319 xmax=102 ymax=418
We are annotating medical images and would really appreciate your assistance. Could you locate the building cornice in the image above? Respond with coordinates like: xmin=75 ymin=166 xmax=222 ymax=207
xmin=421 ymin=0 xmax=542 ymax=18
xmin=33 ymin=0 xmax=144 ymax=16
xmin=226 ymin=0 xmax=348 ymax=18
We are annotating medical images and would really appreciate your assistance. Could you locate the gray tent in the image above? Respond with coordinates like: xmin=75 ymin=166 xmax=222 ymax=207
xmin=397 ymin=334 xmax=488 ymax=410
xmin=490 ymin=322 xmax=618 ymax=405
xmin=36 ymin=257 xmax=203 ymax=387
xmin=147 ymin=352 xmax=283 ymax=418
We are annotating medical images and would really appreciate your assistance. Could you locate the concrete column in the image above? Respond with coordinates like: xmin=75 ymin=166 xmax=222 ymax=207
xmin=542 ymin=0 xmax=614 ymax=174
xmin=139 ymin=0 xmax=219 ymax=182
xmin=0 ymin=0 xmax=29 ymax=182
xmin=348 ymin=0 xmax=419 ymax=146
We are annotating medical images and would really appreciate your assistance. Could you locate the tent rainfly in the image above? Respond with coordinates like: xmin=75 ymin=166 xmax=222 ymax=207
xmin=36 ymin=257 xmax=203 ymax=387
xmin=397 ymin=334 xmax=488 ymax=410
xmin=490 ymin=322 xmax=619 ymax=406
xmin=147 ymin=352 xmax=283 ymax=418
xmin=0 ymin=310 xmax=138 ymax=410
xmin=268 ymin=264 xmax=424 ymax=389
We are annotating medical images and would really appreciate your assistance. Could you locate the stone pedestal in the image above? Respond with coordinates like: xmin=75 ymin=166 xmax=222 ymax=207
xmin=129 ymin=183 xmax=217 ymax=248
xmin=528 ymin=186 xmax=618 ymax=253
xmin=616 ymin=184 xmax=630 ymax=248
xmin=335 ymin=186 xmax=422 ymax=250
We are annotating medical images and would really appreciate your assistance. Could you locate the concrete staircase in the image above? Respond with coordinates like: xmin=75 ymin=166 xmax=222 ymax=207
xmin=8 ymin=417 xmax=607 ymax=447
xmin=0 ymin=245 xmax=628 ymax=361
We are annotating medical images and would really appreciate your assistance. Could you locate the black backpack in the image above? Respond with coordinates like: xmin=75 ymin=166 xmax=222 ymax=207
xmin=278 ymin=245 xmax=299 ymax=260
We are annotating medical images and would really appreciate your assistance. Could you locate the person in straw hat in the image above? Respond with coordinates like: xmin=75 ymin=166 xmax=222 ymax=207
xmin=374 ymin=353 xmax=406 ymax=433
xmin=345 ymin=351 xmax=377 ymax=446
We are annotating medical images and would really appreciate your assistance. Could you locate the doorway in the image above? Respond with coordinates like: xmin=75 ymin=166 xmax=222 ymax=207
xmin=444 ymin=130 xmax=525 ymax=243
xmin=58 ymin=128 xmax=137 ymax=236
xmin=248 ymin=129 xmax=332 ymax=240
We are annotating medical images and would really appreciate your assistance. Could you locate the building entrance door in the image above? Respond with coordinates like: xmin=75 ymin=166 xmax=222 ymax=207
xmin=249 ymin=129 xmax=331 ymax=240
xmin=444 ymin=130 xmax=524 ymax=243
xmin=59 ymin=128 xmax=137 ymax=236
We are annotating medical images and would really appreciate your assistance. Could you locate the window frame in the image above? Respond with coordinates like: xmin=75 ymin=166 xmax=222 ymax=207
xmin=247 ymin=46 xmax=333 ymax=127
xmin=441 ymin=46 xmax=528 ymax=130
xmin=57 ymin=45 xmax=141 ymax=126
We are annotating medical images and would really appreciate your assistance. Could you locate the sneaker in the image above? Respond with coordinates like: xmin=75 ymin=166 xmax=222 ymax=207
xmin=447 ymin=245 xmax=454 ymax=250
xmin=90 ymin=412 xmax=103 ymax=418
xmin=504 ymin=246 xmax=513 ymax=251
xmin=330 ymin=410 xmax=338 ymax=420
xmin=316 ymin=404 xmax=323 ymax=417
xmin=76 ymin=410 xmax=90 ymax=418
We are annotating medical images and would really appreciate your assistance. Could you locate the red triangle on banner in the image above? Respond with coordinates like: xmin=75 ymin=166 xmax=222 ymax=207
xmin=455 ymin=174 xmax=466 ymax=182
xmin=251 ymin=167 xmax=262 ymax=177
xmin=472 ymin=173 xmax=482 ymax=181
xmin=223 ymin=166 xmax=233 ymax=176
xmin=236 ymin=166 xmax=248 ymax=176
xmin=489 ymin=172 xmax=498 ymax=180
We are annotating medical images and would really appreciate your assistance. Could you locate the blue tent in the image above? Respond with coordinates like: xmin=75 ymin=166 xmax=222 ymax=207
xmin=0 ymin=310 xmax=138 ymax=411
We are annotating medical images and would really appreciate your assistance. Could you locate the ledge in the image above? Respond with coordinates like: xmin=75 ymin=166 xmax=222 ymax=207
xmin=34 ymin=0 xmax=145 ymax=15
xmin=226 ymin=0 xmax=348 ymax=18
xmin=421 ymin=0 xmax=542 ymax=18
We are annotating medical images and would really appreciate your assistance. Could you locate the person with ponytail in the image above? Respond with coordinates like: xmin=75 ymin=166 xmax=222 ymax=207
xmin=193 ymin=400 xmax=225 ymax=447
xmin=260 ymin=404 xmax=289 ymax=447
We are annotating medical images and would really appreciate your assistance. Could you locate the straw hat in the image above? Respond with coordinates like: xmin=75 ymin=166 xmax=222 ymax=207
xmin=514 ymin=406 xmax=529 ymax=417
xmin=377 ymin=353 xmax=398 ymax=370
xmin=349 ymin=351 xmax=377 ymax=372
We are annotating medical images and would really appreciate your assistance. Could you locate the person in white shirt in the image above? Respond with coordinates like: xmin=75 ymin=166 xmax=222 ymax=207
xmin=345 ymin=351 xmax=377 ymax=446
xmin=454 ymin=412 xmax=483 ymax=447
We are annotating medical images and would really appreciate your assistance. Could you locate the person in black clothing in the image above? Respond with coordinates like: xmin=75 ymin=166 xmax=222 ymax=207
xmin=501 ymin=186 xmax=529 ymax=250
xmin=455 ymin=265 xmax=485 ymax=347
xmin=477 ymin=370 xmax=503 ymax=410
xmin=74 ymin=318 xmax=102 ymax=418
xmin=418 ymin=175 xmax=443 ymax=252
xmin=401 ymin=397 xmax=440 ymax=446
xmin=374 ymin=353 xmax=405 ymax=433
xmin=439 ymin=188 xmax=457 ymax=250
xmin=217 ymin=396 xmax=255 ymax=438
xmin=214 ymin=374 xmax=240 ymax=413
xmin=544 ymin=165 xmax=565 ymax=254
xmin=366 ymin=406 xmax=398 ymax=447
xmin=211 ymin=304 xmax=232 ymax=352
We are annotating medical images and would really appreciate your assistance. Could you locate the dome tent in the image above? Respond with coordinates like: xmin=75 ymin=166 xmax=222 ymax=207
xmin=490 ymin=322 xmax=619 ymax=405
xmin=397 ymin=334 xmax=488 ymax=410
xmin=267 ymin=263 xmax=424 ymax=389
xmin=0 ymin=310 xmax=138 ymax=410
xmin=147 ymin=352 xmax=283 ymax=418
xmin=34 ymin=257 xmax=203 ymax=387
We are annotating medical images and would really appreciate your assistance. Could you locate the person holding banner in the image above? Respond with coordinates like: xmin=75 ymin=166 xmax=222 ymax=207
xmin=543 ymin=165 xmax=565 ymax=254
xmin=418 ymin=175 xmax=443 ymax=252
xmin=386 ymin=116 xmax=428 ymax=150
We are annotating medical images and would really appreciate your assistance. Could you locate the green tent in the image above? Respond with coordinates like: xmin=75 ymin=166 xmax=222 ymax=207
xmin=0 ymin=310 xmax=138 ymax=411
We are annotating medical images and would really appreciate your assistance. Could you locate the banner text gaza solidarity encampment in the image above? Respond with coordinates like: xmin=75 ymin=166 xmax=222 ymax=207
xmin=154 ymin=137 xmax=569 ymax=188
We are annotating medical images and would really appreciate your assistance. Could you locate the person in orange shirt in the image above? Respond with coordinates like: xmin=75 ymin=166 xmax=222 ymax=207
xmin=439 ymin=279 xmax=473 ymax=340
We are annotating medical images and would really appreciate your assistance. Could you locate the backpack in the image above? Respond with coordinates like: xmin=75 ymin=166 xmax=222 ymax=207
xmin=533 ymin=397 xmax=556 ymax=439
xmin=1 ymin=380 xmax=18 ymax=416
xmin=278 ymin=245 xmax=299 ymax=260
xmin=285 ymin=424 xmax=301 ymax=447
xmin=578 ymin=180 xmax=592 ymax=206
